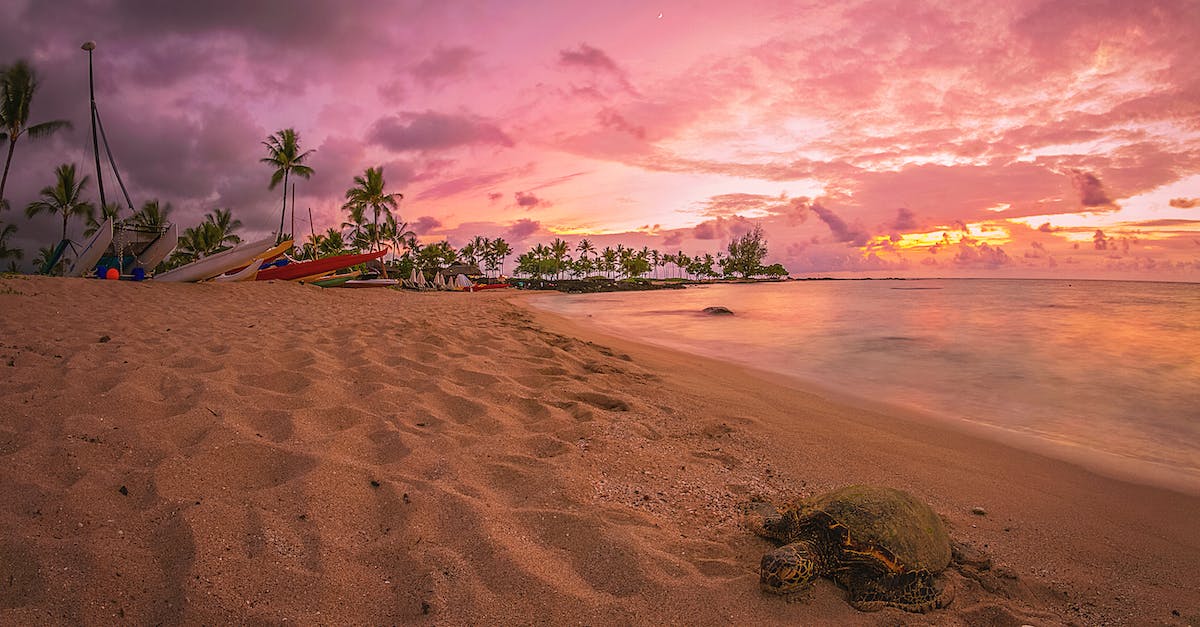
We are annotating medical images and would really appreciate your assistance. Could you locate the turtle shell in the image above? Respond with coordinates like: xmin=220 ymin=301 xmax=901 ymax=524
xmin=806 ymin=485 xmax=951 ymax=573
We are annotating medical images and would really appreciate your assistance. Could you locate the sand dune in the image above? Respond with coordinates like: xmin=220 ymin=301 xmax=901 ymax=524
xmin=1 ymin=275 xmax=1197 ymax=625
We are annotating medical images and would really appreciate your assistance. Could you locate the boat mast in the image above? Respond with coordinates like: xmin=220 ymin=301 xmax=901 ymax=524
xmin=81 ymin=41 xmax=107 ymax=210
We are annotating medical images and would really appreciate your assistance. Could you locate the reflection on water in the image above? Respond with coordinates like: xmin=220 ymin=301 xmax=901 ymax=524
xmin=532 ymin=279 xmax=1200 ymax=483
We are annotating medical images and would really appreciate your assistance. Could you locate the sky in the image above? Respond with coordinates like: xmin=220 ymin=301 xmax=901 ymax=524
xmin=1 ymin=0 xmax=1198 ymax=279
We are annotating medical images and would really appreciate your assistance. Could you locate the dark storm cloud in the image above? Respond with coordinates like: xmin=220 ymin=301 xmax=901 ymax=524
xmin=368 ymin=111 xmax=514 ymax=152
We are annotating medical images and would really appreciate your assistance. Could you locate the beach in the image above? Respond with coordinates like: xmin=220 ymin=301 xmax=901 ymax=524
xmin=1 ymin=275 xmax=1197 ymax=625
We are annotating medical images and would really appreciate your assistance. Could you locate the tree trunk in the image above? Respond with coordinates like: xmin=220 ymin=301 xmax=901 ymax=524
xmin=0 ymin=138 xmax=17 ymax=211
xmin=277 ymin=170 xmax=289 ymax=241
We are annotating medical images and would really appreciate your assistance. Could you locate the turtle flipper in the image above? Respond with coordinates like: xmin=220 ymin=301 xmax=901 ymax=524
xmin=845 ymin=570 xmax=954 ymax=613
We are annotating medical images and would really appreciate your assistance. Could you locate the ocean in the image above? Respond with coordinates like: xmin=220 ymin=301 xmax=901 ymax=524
xmin=529 ymin=279 xmax=1200 ymax=493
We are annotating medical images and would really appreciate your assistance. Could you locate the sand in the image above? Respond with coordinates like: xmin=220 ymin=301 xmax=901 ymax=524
xmin=0 ymin=275 xmax=1197 ymax=625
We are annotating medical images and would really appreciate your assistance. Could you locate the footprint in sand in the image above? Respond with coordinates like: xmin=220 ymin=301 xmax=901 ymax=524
xmin=239 ymin=409 xmax=295 ymax=442
xmin=516 ymin=509 xmax=656 ymax=598
xmin=0 ymin=538 xmax=44 ymax=609
xmin=571 ymin=392 xmax=630 ymax=412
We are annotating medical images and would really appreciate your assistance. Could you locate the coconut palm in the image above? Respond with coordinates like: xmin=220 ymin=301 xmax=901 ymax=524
xmin=25 ymin=163 xmax=94 ymax=246
xmin=32 ymin=245 xmax=65 ymax=275
xmin=84 ymin=201 xmax=121 ymax=238
xmin=341 ymin=204 xmax=368 ymax=251
xmin=0 ymin=221 xmax=21 ymax=263
xmin=549 ymin=238 xmax=571 ymax=279
xmin=343 ymin=166 xmax=401 ymax=275
xmin=261 ymin=128 xmax=314 ymax=240
xmin=576 ymin=238 xmax=595 ymax=262
xmin=129 ymin=199 xmax=173 ymax=230
xmin=205 ymin=208 xmax=242 ymax=247
xmin=0 ymin=60 xmax=71 ymax=212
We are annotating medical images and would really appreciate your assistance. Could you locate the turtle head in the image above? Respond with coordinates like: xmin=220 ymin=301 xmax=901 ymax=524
xmin=760 ymin=541 xmax=820 ymax=595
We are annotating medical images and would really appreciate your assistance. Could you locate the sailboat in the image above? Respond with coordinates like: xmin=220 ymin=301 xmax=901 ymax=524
xmin=71 ymin=40 xmax=177 ymax=278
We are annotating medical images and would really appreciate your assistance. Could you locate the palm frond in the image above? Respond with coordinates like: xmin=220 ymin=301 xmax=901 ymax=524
xmin=26 ymin=119 xmax=70 ymax=139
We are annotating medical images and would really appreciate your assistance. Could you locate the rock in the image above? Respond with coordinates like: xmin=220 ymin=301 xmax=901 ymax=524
xmin=702 ymin=306 xmax=734 ymax=315
xmin=118 ymin=485 xmax=128 ymax=496
xmin=971 ymin=506 xmax=987 ymax=516
xmin=98 ymin=335 xmax=111 ymax=343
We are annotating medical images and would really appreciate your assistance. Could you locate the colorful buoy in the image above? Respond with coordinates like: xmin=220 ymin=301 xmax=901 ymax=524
xmin=105 ymin=267 xmax=120 ymax=280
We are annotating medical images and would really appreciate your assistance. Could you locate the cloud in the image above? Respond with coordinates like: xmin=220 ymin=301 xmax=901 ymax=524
xmin=514 ymin=191 xmax=550 ymax=209
xmin=412 ymin=216 xmax=442 ymax=234
xmin=506 ymin=218 xmax=540 ymax=240
xmin=559 ymin=44 xmax=621 ymax=73
xmin=487 ymin=192 xmax=503 ymax=202
xmin=597 ymin=108 xmax=646 ymax=140
xmin=1070 ymin=170 xmax=1114 ymax=207
xmin=1093 ymin=229 xmax=1112 ymax=250
xmin=1169 ymin=197 xmax=1198 ymax=208
xmin=368 ymin=111 xmax=514 ymax=152
xmin=953 ymin=240 xmax=1011 ymax=268
xmin=811 ymin=203 xmax=868 ymax=246
xmin=890 ymin=208 xmax=917 ymax=231
xmin=411 ymin=46 xmax=479 ymax=86
xmin=1038 ymin=222 xmax=1055 ymax=232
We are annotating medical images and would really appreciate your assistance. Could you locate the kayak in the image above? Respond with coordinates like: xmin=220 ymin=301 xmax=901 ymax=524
xmin=155 ymin=236 xmax=277 ymax=282
xmin=256 ymin=248 xmax=387 ymax=281
xmin=340 ymin=279 xmax=400 ymax=288
xmin=215 ymin=240 xmax=294 ymax=280
xmin=310 ymin=273 xmax=360 ymax=288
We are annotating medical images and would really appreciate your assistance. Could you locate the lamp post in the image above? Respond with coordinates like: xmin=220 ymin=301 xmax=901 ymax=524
xmin=80 ymin=40 xmax=107 ymax=210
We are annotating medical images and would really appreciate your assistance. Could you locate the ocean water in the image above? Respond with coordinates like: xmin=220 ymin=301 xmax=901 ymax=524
xmin=530 ymin=279 xmax=1200 ymax=492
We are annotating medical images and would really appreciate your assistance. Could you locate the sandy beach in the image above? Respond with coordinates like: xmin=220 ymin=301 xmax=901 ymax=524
xmin=1 ymin=275 xmax=1197 ymax=625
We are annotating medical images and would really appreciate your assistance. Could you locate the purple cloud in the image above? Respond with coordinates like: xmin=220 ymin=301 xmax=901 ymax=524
xmin=412 ymin=215 xmax=443 ymax=234
xmin=411 ymin=46 xmax=480 ymax=86
xmin=506 ymin=218 xmax=540 ymax=239
xmin=515 ymin=191 xmax=549 ymax=209
xmin=1070 ymin=169 xmax=1114 ymax=207
xmin=368 ymin=111 xmax=514 ymax=152
xmin=811 ymin=203 xmax=868 ymax=246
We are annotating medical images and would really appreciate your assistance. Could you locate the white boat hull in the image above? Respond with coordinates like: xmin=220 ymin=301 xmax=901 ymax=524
xmin=133 ymin=223 xmax=178 ymax=273
xmin=154 ymin=236 xmax=277 ymax=283
xmin=69 ymin=219 xmax=114 ymax=277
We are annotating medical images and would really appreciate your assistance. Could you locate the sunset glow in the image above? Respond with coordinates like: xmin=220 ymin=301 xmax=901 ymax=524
xmin=1 ymin=0 xmax=1197 ymax=279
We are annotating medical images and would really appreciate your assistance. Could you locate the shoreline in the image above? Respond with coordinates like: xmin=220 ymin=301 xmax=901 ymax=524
xmin=523 ymin=287 xmax=1200 ymax=498
xmin=1 ymin=276 xmax=1197 ymax=624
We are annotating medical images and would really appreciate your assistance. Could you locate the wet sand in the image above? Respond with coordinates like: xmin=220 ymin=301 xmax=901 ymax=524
xmin=1 ymin=275 xmax=1197 ymax=625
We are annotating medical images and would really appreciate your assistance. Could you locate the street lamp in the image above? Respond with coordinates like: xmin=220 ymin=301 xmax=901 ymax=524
xmin=81 ymin=40 xmax=107 ymax=209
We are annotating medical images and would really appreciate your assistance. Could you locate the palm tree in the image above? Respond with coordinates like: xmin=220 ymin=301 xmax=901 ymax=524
xmin=576 ymin=238 xmax=595 ymax=262
xmin=33 ymin=245 xmax=65 ymax=275
xmin=84 ymin=201 xmax=121 ymax=238
xmin=129 ymin=199 xmax=173 ymax=230
xmin=0 ymin=221 xmax=22 ymax=264
xmin=261 ymin=128 xmax=314 ymax=240
xmin=341 ymin=204 xmax=368 ymax=251
xmin=343 ymin=166 xmax=401 ymax=275
xmin=205 ymin=208 xmax=242 ymax=247
xmin=0 ymin=60 xmax=71 ymax=212
xmin=549 ymin=238 xmax=571 ymax=279
xmin=25 ymin=163 xmax=94 ymax=246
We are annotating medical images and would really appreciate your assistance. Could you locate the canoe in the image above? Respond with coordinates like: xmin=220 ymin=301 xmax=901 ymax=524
xmin=154 ymin=236 xmax=277 ymax=282
xmin=339 ymin=279 xmax=400 ymax=288
xmin=132 ymin=223 xmax=178 ymax=273
xmin=255 ymin=248 xmax=387 ymax=282
xmin=225 ymin=240 xmax=294 ymax=275
xmin=210 ymin=259 xmax=261 ymax=282
xmin=69 ymin=219 xmax=114 ymax=277
xmin=311 ymin=273 xmax=360 ymax=288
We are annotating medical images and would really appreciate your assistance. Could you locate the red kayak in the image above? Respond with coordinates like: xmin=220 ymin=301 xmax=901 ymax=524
xmin=256 ymin=249 xmax=388 ymax=281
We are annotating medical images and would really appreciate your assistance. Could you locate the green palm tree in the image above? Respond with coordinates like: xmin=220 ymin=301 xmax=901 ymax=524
xmin=33 ymin=244 xmax=64 ymax=275
xmin=25 ymin=163 xmax=94 ymax=245
xmin=549 ymin=238 xmax=570 ymax=279
xmin=261 ymin=128 xmax=314 ymax=241
xmin=341 ymin=204 xmax=368 ymax=251
xmin=0 ymin=221 xmax=22 ymax=264
xmin=343 ymin=166 xmax=402 ymax=275
xmin=489 ymin=237 xmax=512 ymax=277
xmin=0 ymin=60 xmax=71 ymax=212
xmin=205 ymin=208 xmax=243 ymax=246
xmin=576 ymin=238 xmax=595 ymax=262
xmin=129 ymin=199 xmax=173 ymax=230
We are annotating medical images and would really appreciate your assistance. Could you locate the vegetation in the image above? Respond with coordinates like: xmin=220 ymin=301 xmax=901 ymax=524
xmin=24 ymin=163 xmax=94 ymax=252
xmin=261 ymin=128 xmax=314 ymax=241
xmin=721 ymin=225 xmax=770 ymax=278
xmin=0 ymin=60 xmax=70 ymax=212
xmin=0 ymin=221 xmax=21 ymax=264
xmin=167 ymin=209 xmax=243 ymax=267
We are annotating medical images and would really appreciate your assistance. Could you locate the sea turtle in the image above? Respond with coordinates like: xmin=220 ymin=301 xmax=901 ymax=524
xmin=751 ymin=485 xmax=954 ymax=612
